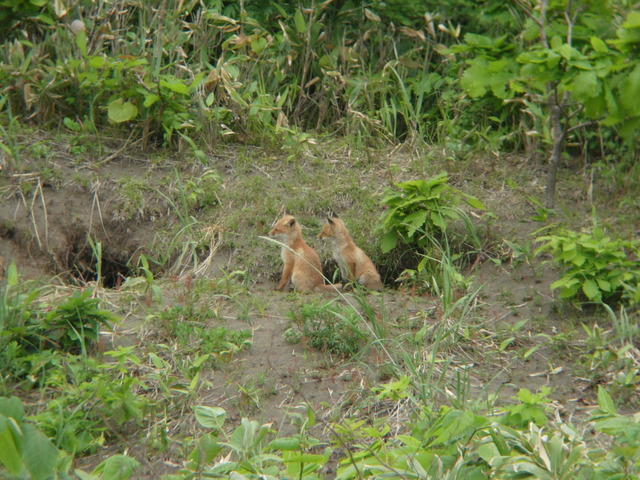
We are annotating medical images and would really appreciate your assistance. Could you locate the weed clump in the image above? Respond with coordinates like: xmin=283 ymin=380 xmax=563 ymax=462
xmin=285 ymin=301 xmax=366 ymax=357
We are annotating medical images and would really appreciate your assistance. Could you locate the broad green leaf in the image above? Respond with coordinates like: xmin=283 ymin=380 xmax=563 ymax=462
xmin=622 ymin=11 xmax=640 ymax=29
xmin=550 ymin=35 xmax=562 ymax=50
xmin=63 ymin=117 xmax=81 ymax=131
xmin=143 ymin=94 xmax=160 ymax=108
xmin=582 ymin=279 xmax=601 ymax=300
xmin=21 ymin=424 xmax=59 ymax=480
xmin=0 ymin=397 xmax=25 ymax=421
xmin=463 ymin=33 xmax=503 ymax=48
xmin=404 ymin=210 xmax=428 ymax=238
xmin=596 ymin=278 xmax=612 ymax=292
xmin=268 ymin=436 xmax=301 ymax=451
xmin=571 ymin=71 xmax=600 ymax=100
xmin=603 ymin=84 xmax=620 ymax=123
xmin=294 ymin=9 xmax=306 ymax=34
xmin=108 ymin=99 xmax=138 ymax=123
xmin=556 ymin=43 xmax=580 ymax=61
xmin=189 ymin=435 xmax=222 ymax=466
xmin=461 ymin=59 xmax=491 ymax=98
xmin=0 ymin=417 xmax=22 ymax=475
xmin=430 ymin=211 xmax=446 ymax=230
xmin=88 ymin=55 xmax=105 ymax=68
xmin=487 ymin=58 xmax=508 ymax=73
xmin=590 ymin=36 xmax=608 ymax=53
xmin=550 ymin=276 xmax=574 ymax=290
xmin=75 ymin=30 xmax=87 ymax=56
xmin=192 ymin=354 xmax=210 ymax=368
xmin=545 ymin=50 xmax=561 ymax=69
xmin=380 ymin=231 xmax=398 ymax=253
xmin=570 ymin=253 xmax=586 ymax=266
xmin=160 ymin=79 xmax=189 ymax=94
xmin=6 ymin=261 xmax=18 ymax=287
xmin=617 ymin=115 xmax=640 ymax=141
xmin=620 ymin=64 xmax=640 ymax=116
xmin=93 ymin=454 xmax=140 ymax=480
xmin=463 ymin=194 xmax=485 ymax=210
xmin=597 ymin=387 xmax=616 ymax=414
xmin=318 ymin=54 xmax=333 ymax=69
xmin=193 ymin=406 xmax=226 ymax=430
xmin=250 ymin=37 xmax=267 ymax=55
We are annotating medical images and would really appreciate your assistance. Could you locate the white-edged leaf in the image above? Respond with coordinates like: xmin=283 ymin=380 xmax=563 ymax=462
xmin=193 ymin=406 xmax=227 ymax=429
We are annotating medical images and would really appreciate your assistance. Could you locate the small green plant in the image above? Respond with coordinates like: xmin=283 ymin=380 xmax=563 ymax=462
xmin=286 ymin=301 xmax=366 ymax=357
xmin=1 ymin=266 xmax=120 ymax=383
xmin=589 ymin=387 xmax=640 ymax=475
xmin=137 ymin=254 xmax=162 ymax=302
xmin=44 ymin=288 xmax=119 ymax=355
xmin=504 ymin=239 xmax=536 ymax=274
xmin=199 ymin=326 xmax=253 ymax=363
xmin=502 ymin=387 xmax=552 ymax=428
xmin=579 ymin=309 xmax=640 ymax=398
xmin=536 ymin=220 xmax=640 ymax=304
xmin=377 ymin=172 xmax=485 ymax=254
xmin=181 ymin=169 xmax=221 ymax=212
xmin=377 ymin=173 xmax=484 ymax=296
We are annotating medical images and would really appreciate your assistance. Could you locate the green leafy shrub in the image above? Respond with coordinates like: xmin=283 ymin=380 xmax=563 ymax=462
xmin=377 ymin=173 xmax=484 ymax=254
xmin=502 ymin=387 xmax=552 ymax=428
xmin=451 ymin=5 xmax=640 ymax=206
xmin=376 ymin=173 xmax=484 ymax=295
xmin=286 ymin=302 xmax=366 ymax=357
xmin=536 ymin=224 xmax=640 ymax=304
xmin=44 ymin=288 xmax=119 ymax=355
xmin=1 ymin=264 xmax=120 ymax=383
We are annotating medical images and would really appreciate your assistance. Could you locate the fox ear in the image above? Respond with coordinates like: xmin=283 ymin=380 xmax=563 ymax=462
xmin=286 ymin=218 xmax=296 ymax=227
xmin=327 ymin=217 xmax=334 ymax=225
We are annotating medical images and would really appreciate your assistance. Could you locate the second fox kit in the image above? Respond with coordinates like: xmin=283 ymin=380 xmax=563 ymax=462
xmin=317 ymin=216 xmax=383 ymax=291
xmin=269 ymin=214 xmax=341 ymax=293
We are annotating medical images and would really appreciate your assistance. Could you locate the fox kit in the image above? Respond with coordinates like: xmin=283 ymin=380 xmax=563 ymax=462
xmin=269 ymin=214 xmax=341 ymax=293
xmin=317 ymin=216 xmax=383 ymax=291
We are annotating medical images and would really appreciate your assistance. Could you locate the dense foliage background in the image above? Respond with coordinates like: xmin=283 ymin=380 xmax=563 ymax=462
xmin=2 ymin=1 xmax=639 ymax=194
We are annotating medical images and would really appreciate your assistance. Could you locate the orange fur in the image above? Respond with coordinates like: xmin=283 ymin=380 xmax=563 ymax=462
xmin=269 ymin=214 xmax=341 ymax=293
xmin=317 ymin=216 xmax=383 ymax=291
